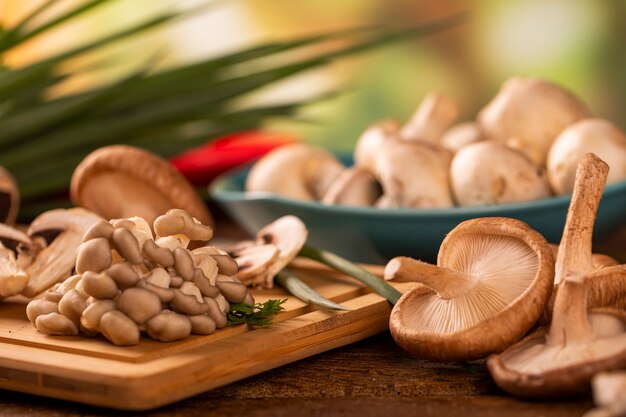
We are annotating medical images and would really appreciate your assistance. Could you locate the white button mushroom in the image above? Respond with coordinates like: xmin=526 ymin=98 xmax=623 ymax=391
xmin=246 ymin=143 xmax=345 ymax=201
xmin=440 ymin=122 xmax=483 ymax=153
xmin=400 ymin=92 xmax=459 ymax=144
xmin=450 ymin=142 xmax=551 ymax=206
xmin=478 ymin=77 xmax=589 ymax=166
xmin=547 ymin=119 xmax=626 ymax=195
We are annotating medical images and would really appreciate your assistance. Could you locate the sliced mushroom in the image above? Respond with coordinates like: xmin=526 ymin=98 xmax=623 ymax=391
xmin=320 ymin=167 xmax=382 ymax=207
xmin=0 ymin=165 xmax=19 ymax=225
xmin=231 ymin=244 xmax=279 ymax=282
xmin=400 ymin=92 xmax=459 ymax=144
xmin=547 ymin=119 xmax=626 ymax=195
xmin=252 ymin=216 xmax=309 ymax=288
xmin=23 ymin=208 xmax=102 ymax=297
xmin=486 ymin=275 xmax=626 ymax=398
xmin=385 ymin=217 xmax=554 ymax=361
xmin=450 ymin=142 xmax=551 ymax=206
xmin=478 ymin=77 xmax=589 ymax=166
xmin=0 ymin=225 xmax=40 ymax=298
xmin=71 ymin=145 xmax=212 ymax=227
xmin=245 ymin=143 xmax=345 ymax=201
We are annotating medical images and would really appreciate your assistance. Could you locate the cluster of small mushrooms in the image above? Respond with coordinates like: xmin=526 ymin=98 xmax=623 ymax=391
xmin=384 ymin=152 xmax=626 ymax=412
xmin=27 ymin=209 xmax=253 ymax=345
xmin=247 ymin=77 xmax=626 ymax=208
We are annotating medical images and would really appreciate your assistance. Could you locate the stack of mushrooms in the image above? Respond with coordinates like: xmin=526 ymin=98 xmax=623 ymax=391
xmin=27 ymin=209 xmax=252 ymax=345
xmin=247 ymin=77 xmax=626 ymax=208
xmin=385 ymin=153 xmax=626 ymax=404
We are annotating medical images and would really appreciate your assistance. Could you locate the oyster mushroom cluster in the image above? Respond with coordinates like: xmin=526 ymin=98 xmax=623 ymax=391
xmin=385 ymin=153 xmax=626 ymax=398
xmin=247 ymin=77 xmax=626 ymax=208
xmin=27 ymin=209 xmax=253 ymax=346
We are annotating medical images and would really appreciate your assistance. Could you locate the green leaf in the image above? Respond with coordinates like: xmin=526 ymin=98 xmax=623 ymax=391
xmin=276 ymin=269 xmax=349 ymax=311
xmin=226 ymin=299 xmax=287 ymax=327
xmin=298 ymin=245 xmax=402 ymax=304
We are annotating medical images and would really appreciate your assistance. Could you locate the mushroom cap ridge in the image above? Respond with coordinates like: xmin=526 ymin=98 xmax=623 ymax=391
xmin=389 ymin=217 xmax=554 ymax=362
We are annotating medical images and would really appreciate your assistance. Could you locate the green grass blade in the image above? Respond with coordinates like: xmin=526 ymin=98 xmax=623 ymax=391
xmin=276 ymin=269 xmax=349 ymax=311
xmin=0 ymin=0 xmax=60 ymax=51
xmin=0 ymin=69 xmax=145 ymax=145
xmin=298 ymin=245 xmax=401 ymax=304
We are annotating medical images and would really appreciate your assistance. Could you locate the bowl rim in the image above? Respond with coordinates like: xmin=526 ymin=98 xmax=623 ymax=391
xmin=209 ymin=163 xmax=626 ymax=218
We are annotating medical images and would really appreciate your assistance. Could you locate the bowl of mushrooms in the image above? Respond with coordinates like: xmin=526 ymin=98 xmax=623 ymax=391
xmin=210 ymin=77 xmax=626 ymax=263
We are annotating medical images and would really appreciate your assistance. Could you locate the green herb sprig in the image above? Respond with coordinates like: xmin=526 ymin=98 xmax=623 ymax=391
xmin=226 ymin=299 xmax=287 ymax=327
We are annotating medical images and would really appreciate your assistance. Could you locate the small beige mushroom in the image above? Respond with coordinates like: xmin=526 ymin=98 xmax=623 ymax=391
xmin=80 ymin=300 xmax=116 ymax=332
xmin=80 ymin=271 xmax=119 ymax=299
xmin=204 ymin=297 xmax=227 ymax=328
xmin=82 ymin=220 xmax=115 ymax=242
xmin=75 ymin=238 xmax=112 ymax=274
xmin=400 ymin=92 xmax=459 ymax=144
xmin=110 ymin=216 xmax=153 ymax=249
xmin=136 ymin=279 xmax=174 ymax=302
xmin=143 ymin=239 xmax=174 ymax=267
xmin=192 ymin=269 xmax=219 ymax=298
xmin=153 ymin=209 xmax=213 ymax=242
xmin=146 ymin=311 xmax=191 ymax=342
xmin=215 ymin=275 xmax=248 ymax=303
xmin=57 ymin=289 xmax=87 ymax=326
xmin=0 ymin=166 xmax=19 ymax=225
xmin=173 ymin=247 xmax=195 ymax=281
xmin=386 ymin=217 xmax=555 ymax=361
xmin=35 ymin=312 xmax=78 ymax=336
xmin=57 ymin=274 xmax=82 ymax=295
xmin=478 ymin=77 xmax=589 ymax=166
xmin=26 ymin=299 xmax=59 ymax=325
xmin=23 ymin=208 xmax=102 ymax=297
xmin=190 ymin=250 xmax=219 ymax=285
xmin=246 ymin=143 xmax=345 ymax=201
xmin=189 ymin=314 xmax=216 ymax=335
xmin=321 ymin=167 xmax=382 ymax=207
xmin=106 ymin=262 xmax=139 ymax=289
xmin=547 ymin=119 xmax=626 ymax=195
xmin=117 ymin=287 xmax=161 ymax=324
xmin=111 ymin=228 xmax=143 ymax=265
xmin=71 ymin=145 xmax=213 ymax=227
xmin=450 ymin=142 xmax=551 ymax=206
xmin=99 ymin=310 xmax=140 ymax=346
xmin=171 ymin=288 xmax=209 ymax=315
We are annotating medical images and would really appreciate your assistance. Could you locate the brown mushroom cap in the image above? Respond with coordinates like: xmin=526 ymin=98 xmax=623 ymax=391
xmin=387 ymin=217 xmax=554 ymax=362
xmin=0 ymin=166 xmax=19 ymax=225
xmin=70 ymin=145 xmax=212 ymax=227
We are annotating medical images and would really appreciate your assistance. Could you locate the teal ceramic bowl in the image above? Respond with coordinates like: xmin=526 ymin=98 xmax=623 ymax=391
xmin=209 ymin=162 xmax=626 ymax=264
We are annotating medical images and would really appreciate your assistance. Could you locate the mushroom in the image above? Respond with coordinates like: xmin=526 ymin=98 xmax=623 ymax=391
xmin=26 ymin=299 xmax=59 ymax=325
xmin=399 ymin=92 xmax=459 ymax=144
xmin=0 ymin=165 xmax=19 ymax=225
xmin=385 ymin=217 xmax=554 ymax=361
xmin=23 ymin=208 xmax=102 ymax=297
xmin=35 ymin=312 xmax=78 ymax=336
xmin=373 ymin=139 xmax=453 ymax=208
xmin=106 ymin=262 xmax=139 ymax=289
xmin=320 ymin=167 xmax=382 ymax=207
xmin=0 ymin=225 xmax=33 ymax=298
xmin=57 ymin=289 xmax=87 ymax=326
xmin=586 ymin=372 xmax=626 ymax=417
xmin=70 ymin=145 xmax=212 ymax=227
xmin=548 ymin=244 xmax=619 ymax=270
xmin=80 ymin=299 xmax=116 ymax=332
xmin=245 ymin=143 xmax=345 ymax=201
xmin=547 ymin=119 xmax=626 ymax=195
xmin=75 ymin=238 xmax=112 ymax=274
xmin=478 ymin=77 xmax=589 ymax=166
xmin=230 ymin=244 xmax=279 ymax=283
xmin=486 ymin=275 xmax=626 ymax=398
xmin=146 ymin=311 xmax=192 ymax=342
xmin=153 ymin=209 xmax=213 ymax=242
xmin=242 ymin=215 xmax=309 ymax=288
xmin=543 ymin=154 xmax=626 ymax=314
xmin=117 ymin=287 xmax=161 ymax=324
xmin=215 ymin=275 xmax=248 ymax=303
xmin=353 ymin=120 xmax=400 ymax=172
xmin=189 ymin=314 xmax=216 ymax=335
xmin=440 ymin=122 xmax=483 ymax=153
xmin=99 ymin=310 xmax=140 ymax=346
xmin=80 ymin=271 xmax=119 ymax=299
xmin=192 ymin=247 xmax=239 ymax=277
xmin=450 ymin=142 xmax=551 ymax=206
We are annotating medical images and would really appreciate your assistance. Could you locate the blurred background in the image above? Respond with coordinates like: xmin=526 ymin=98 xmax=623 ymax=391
xmin=1 ymin=0 xmax=626 ymax=217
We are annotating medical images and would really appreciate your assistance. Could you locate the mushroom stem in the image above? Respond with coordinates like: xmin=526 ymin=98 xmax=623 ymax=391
xmin=547 ymin=273 xmax=593 ymax=347
xmin=555 ymin=153 xmax=609 ymax=284
xmin=384 ymin=257 xmax=478 ymax=299
xmin=299 ymin=245 xmax=401 ymax=304
xmin=400 ymin=93 xmax=458 ymax=143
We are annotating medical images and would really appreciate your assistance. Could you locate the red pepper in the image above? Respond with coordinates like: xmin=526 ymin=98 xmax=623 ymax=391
xmin=171 ymin=131 xmax=298 ymax=186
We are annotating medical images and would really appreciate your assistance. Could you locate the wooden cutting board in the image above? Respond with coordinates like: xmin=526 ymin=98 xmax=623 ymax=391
xmin=0 ymin=261 xmax=411 ymax=410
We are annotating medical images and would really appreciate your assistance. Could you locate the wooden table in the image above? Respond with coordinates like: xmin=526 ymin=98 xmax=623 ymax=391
xmin=0 ymin=215 xmax=623 ymax=416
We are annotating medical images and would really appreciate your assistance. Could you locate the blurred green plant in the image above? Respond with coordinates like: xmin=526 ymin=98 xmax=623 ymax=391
xmin=0 ymin=0 xmax=463 ymax=220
